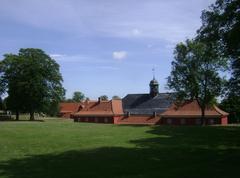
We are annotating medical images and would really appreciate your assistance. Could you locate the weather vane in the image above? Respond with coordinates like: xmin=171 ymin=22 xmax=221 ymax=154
xmin=152 ymin=66 xmax=155 ymax=79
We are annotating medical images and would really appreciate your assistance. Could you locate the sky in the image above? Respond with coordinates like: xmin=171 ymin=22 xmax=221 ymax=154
xmin=0 ymin=0 xmax=215 ymax=99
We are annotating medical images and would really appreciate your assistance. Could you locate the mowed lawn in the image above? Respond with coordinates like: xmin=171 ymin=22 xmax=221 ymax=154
xmin=0 ymin=118 xmax=240 ymax=178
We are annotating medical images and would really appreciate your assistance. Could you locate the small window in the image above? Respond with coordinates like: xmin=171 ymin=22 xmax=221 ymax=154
xmin=167 ymin=119 xmax=172 ymax=125
xmin=195 ymin=119 xmax=201 ymax=125
xmin=104 ymin=118 xmax=108 ymax=123
xmin=209 ymin=119 xmax=214 ymax=124
xmin=180 ymin=119 xmax=186 ymax=125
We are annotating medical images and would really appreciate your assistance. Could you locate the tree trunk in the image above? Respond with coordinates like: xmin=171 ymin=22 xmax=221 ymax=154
xmin=30 ymin=112 xmax=34 ymax=121
xmin=201 ymin=106 xmax=206 ymax=126
xmin=16 ymin=110 xmax=19 ymax=121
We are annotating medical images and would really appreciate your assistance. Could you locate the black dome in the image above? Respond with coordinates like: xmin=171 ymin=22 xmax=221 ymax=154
xmin=149 ymin=78 xmax=159 ymax=85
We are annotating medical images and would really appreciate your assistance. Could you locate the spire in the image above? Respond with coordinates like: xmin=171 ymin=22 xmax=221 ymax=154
xmin=152 ymin=67 xmax=155 ymax=80
xmin=149 ymin=67 xmax=159 ymax=97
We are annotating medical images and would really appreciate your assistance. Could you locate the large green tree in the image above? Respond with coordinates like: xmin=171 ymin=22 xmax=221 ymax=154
xmin=198 ymin=0 xmax=240 ymax=59
xmin=0 ymin=54 xmax=25 ymax=120
xmin=167 ymin=39 xmax=227 ymax=125
xmin=0 ymin=48 xmax=65 ymax=120
xmin=198 ymin=0 xmax=240 ymax=119
xmin=72 ymin=91 xmax=85 ymax=102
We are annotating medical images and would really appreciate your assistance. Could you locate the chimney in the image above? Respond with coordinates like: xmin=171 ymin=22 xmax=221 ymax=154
xmin=153 ymin=111 xmax=157 ymax=117
xmin=98 ymin=97 xmax=102 ymax=103
xmin=85 ymin=98 xmax=90 ymax=104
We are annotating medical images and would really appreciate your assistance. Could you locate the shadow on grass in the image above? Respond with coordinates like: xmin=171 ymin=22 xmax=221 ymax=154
xmin=0 ymin=126 xmax=240 ymax=178
xmin=0 ymin=118 xmax=45 ymax=122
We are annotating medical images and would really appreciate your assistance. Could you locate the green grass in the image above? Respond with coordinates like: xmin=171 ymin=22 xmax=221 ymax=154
xmin=0 ymin=118 xmax=240 ymax=178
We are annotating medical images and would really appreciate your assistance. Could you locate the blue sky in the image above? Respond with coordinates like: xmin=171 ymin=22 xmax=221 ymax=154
xmin=0 ymin=0 xmax=215 ymax=99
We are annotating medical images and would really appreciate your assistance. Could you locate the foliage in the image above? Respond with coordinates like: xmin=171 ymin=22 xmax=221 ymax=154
xmin=0 ymin=97 xmax=3 ymax=110
xmin=112 ymin=95 xmax=121 ymax=100
xmin=221 ymin=59 xmax=240 ymax=123
xmin=72 ymin=91 xmax=85 ymax=102
xmin=167 ymin=39 xmax=227 ymax=124
xmin=43 ymin=101 xmax=60 ymax=117
xmin=198 ymin=0 xmax=240 ymax=119
xmin=220 ymin=94 xmax=240 ymax=123
xmin=198 ymin=0 xmax=240 ymax=59
xmin=99 ymin=95 xmax=108 ymax=101
xmin=0 ymin=48 xmax=65 ymax=120
xmin=0 ymin=119 xmax=239 ymax=178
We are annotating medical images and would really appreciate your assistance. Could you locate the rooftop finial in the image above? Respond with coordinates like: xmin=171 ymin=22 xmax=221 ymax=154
xmin=152 ymin=67 xmax=155 ymax=79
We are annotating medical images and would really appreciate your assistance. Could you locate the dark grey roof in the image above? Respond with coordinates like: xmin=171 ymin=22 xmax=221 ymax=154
xmin=122 ymin=93 xmax=174 ymax=115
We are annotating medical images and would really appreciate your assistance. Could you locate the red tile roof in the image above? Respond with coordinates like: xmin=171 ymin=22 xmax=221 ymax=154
xmin=59 ymin=103 xmax=81 ymax=113
xmin=161 ymin=100 xmax=228 ymax=118
xmin=71 ymin=99 xmax=123 ymax=117
xmin=118 ymin=116 xmax=160 ymax=125
xmin=112 ymin=99 xmax=124 ymax=115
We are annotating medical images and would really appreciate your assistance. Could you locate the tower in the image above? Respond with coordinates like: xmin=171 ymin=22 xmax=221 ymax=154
xmin=149 ymin=67 xmax=159 ymax=97
xmin=149 ymin=77 xmax=159 ymax=97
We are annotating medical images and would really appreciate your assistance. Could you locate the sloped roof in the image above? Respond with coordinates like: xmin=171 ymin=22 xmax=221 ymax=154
xmin=59 ymin=103 xmax=81 ymax=113
xmin=118 ymin=116 xmax=161 ymax=125
xmin=112 ymin=99 xmax=124 ymax=115
xmin=72 ymin=99 xmax=123 ymax=117
xmin=161 ymin=100 xmax=229 ymax=118
xmin=122 ymin=93 xmax=174 ymax=115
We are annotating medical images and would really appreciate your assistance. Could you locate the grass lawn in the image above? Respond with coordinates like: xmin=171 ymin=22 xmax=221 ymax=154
xmin=0 ymin=118 xmax=240 ymax=178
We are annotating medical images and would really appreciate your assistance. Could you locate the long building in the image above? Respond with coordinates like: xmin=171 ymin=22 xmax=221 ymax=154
xmin=61 ymin=78 xmax=228 ymax=125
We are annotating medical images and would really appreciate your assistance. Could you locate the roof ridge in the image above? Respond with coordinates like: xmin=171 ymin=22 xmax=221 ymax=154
xmin=213 ymin=105 xmax=229 ymax=116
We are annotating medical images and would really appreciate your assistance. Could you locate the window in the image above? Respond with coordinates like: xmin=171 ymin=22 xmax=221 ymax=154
xmin=104 ymin=118 xmax=109 ymax=123
xmin=209 ymin=119 xmax=214 ymax=125
xmin=95 ymin=118 xmax=98 ymax=123
xmin=180 ymin=119 xmax=186 ymax=125
xmin=195 ymin=119 xmax=201 ymax=125
xmin=167 ymin=119 xmax=172 ymax=125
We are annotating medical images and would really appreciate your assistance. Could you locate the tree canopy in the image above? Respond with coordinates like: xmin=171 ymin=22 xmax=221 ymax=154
xmin=99 ymin=95 xmax=108 ymax=101
xmin=72 ymin=91 xmax=85 ymax=102
xmin=198 ymin=0 xmax=240 ymax=59
xmin=0 ymin=48 xmax=65 ymax=120
xmin=167 ymin=39 xmax=227 ymax=124
xmin=112 ymin=95 xmax=121 ymax=100
xmin=197 ymin=0 xmax=240 ymax=120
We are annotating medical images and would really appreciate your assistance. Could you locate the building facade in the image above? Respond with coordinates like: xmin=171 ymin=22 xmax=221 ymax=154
xmin=61 ymin=78 xmax=228 ymax=125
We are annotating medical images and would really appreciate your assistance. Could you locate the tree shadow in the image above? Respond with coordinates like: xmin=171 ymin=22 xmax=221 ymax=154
xmin=0 ymin=126 xmax=240 ymax=178
xmin=0 ymin=119 xmax=44 ymax=122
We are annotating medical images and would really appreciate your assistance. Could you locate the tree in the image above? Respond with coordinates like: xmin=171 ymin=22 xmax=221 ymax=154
xmin=99 ymin=95 xmax=108 ymax=101
xmin=167 ymin=39 xmax=227 ymax=125
xmin=72 ymin=91 xmax=85 ymax=102
xmin=198 ymin=0 xmax=240 ymax=119
xmin=0 ymin=54 xmax=25 ymax=120
xmin=112 ymin=95 xmax=121 ymax=100
xmin=220 ymin=94 xmax=240 ymax=123
xmin=0 ymin=97 xmax=3 ymax=110
xmin=198 ymin=0 xmax=240 ymax=59
xmin=0 ymin=48 xmax=65 ymax=120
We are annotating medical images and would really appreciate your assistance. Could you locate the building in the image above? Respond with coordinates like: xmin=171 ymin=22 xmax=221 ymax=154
xmin=59 ymin=103 xmax=81 ymax=118
xmin=118 ymin=78 xmax=174 ymax=124
xmin=70 ymin=98 xmax=123 ymax=124
xmin=161 ymin=100 xmax=228 ymax=125
xmin=62 ymin=77 xmax=228 ymax=125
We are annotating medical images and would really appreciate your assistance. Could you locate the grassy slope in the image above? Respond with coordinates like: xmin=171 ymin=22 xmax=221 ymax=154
xmin=0 ymin=118 xmax=240 ymax=178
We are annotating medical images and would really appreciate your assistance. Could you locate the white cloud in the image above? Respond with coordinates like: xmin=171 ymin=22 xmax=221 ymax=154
xmin=0 ymin=0 xmax=216 ymax=43
xmin=132 ymin=28 xmax=141 ymax=36
xmin=50 ymin=54 xmax=115 ymax=64
xmin=113 ymin=51 xmax=127 ymax=60
xmin=50 ymin=54 xmax=66 ymax=58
